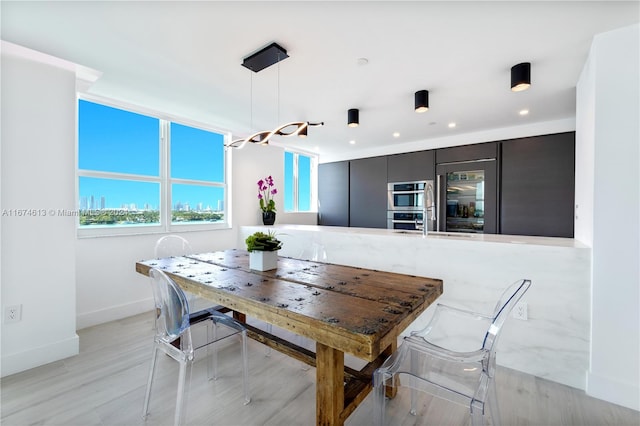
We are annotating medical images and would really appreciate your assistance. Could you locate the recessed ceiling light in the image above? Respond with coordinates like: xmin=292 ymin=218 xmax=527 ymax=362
xmin=519 ymin=109 xmax=529 ymax=116
xmin=349 ymin=140 xmax=356 ymax=145
xmin=448 ymin=122 xmax=456 ymax=128
xmin=392 ymin=132 xmax=400 ymax=138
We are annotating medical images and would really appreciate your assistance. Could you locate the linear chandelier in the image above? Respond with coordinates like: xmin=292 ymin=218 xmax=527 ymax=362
xmin=227 ymin=42 xmax=324 ymax=149
xmin=226 ymin=121 xmax=324 ymax=149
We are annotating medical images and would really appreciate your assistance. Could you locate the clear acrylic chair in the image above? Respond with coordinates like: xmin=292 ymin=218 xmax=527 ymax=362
xmin=373 ymin=279 xmax=532 ymax=426
xmin=154 ymin=234 xmax=193 ymax=258
xmin=154 ymin=235 xmax=223 ymax=313
xmin=142 ymin=268 xmax=250 ymax=426
xmin=299 ymin=242 xmax=328 ymax=262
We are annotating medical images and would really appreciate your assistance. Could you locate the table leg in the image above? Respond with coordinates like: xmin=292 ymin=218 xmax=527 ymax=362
xmin=316 ymin=342 xmax=344 ymax=426
xmin=233 ymin=311 xmax=246 ymax=323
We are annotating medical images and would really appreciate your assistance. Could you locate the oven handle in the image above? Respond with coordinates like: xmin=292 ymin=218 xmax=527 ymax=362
xmin=390 ymin=190 xmax=423 ymax=195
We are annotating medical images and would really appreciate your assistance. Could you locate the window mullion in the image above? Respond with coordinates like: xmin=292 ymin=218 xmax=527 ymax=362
xmin=293 ymin=153 xmax=299 ymax=212
xmin=160 ymin=120 xmax=170 ymax=230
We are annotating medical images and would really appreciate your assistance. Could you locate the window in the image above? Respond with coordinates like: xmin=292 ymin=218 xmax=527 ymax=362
xmin=77 ymin=98 xmax=228 ymax=235
xmin=284 ymin=150 xmax=316 ymax=212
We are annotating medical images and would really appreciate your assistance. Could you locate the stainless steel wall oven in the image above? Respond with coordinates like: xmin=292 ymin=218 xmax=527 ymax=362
xmin=387 ymin=181 xmax=435 ymax=231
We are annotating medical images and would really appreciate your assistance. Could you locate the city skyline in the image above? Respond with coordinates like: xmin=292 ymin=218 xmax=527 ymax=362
xmin=78 ymin=194 xmax=223 ymax=212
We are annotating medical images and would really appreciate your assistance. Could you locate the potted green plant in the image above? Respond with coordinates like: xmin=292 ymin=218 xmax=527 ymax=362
xmin=245 ymin=231 xmax=282 ymax=271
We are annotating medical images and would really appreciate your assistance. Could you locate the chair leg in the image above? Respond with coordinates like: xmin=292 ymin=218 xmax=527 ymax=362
xmin=372 ymin=369 xmax=388 ymax=426
xmin=207 ymin=321 xmax=218 ymax=381
xmin=409 ymin=349 xmax=419 ymax=415
xmin=174 ymin=359 xmax=193 ymax=426
xmin=142 ymin=345 xmax=159 ymax=419
xmin=240 ymin=329 xmax=251 ymax=404
xmin=488 ymin=378 xmax=501 ymax=426
xmin=470 ymin=399 xmax=485 ymax=426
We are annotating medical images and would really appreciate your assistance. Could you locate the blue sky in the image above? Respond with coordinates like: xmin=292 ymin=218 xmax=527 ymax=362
xmin=78 ymin=100 xmax=225 ymax=211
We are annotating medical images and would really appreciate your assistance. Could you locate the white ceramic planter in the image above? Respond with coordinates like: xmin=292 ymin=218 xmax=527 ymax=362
xmin=249 ymin=250 xmax=278 ymax=271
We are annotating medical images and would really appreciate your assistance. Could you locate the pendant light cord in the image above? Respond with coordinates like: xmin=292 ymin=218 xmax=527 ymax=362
xmin=277 ymin=54 xmax=281 ymax=125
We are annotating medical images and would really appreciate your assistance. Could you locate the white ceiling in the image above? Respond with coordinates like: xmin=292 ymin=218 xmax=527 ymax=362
xmin=2 ymin=1 xmax=638 ymax=162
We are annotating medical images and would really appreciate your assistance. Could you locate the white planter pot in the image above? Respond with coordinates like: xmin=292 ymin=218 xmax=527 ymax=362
xmin=249 ymin=250 xmax=278 ymax=271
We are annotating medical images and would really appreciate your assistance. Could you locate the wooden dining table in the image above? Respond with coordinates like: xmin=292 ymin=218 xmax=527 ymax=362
xmin=136 ymin=249 xmax=443 ymax=426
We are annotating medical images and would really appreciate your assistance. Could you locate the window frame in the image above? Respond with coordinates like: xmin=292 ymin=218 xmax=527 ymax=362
xmin=76 ymin=94 xmax=231 ymax=238
xmin=284 ymin=149 xmax=318 ymax=213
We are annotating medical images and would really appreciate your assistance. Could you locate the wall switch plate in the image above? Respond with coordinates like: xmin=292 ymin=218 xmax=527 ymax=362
xmin=513 ymin=301 xmax=528 ymax=320
xmin=4 ymin=304 xmax=22 ymax=324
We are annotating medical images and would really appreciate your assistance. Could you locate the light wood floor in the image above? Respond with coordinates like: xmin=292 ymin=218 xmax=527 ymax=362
xmin=1 ymin=311 xmax=638 ymax=426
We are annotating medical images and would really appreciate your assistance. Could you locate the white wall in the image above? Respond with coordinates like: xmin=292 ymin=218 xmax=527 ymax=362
xmin=577 ymin=24 xmax=640 ymax=411
xmin=1 ymin=51 xmax=79 ymax=376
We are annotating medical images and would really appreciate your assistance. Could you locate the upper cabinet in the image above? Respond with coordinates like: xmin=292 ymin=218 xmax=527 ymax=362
xmin=349 ymin=156 xmax=388 ymax=228
xmin=500 ymin=132 xmax=575 ymax=238
xmin=436 ymin=142 xmax=498 ymax=164
xmin=387 ymin=150 xmax=435 ymax=182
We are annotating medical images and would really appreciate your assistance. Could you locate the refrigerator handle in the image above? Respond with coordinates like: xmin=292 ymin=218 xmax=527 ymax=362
xmin=436 ymin=174 xmax=442 ymax=232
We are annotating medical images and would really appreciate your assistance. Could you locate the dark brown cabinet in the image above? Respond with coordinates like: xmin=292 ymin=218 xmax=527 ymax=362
xmin=436 ymin=142 xmax=498 ymax=164
xmin=387 ymin=150 xmax=435 ymax=182
xmin=349 ymin=156 xmax=388 ymax=228
xmin=500 ymin=132 xmax=575 ymax=237
xmin=318 ymin=161 xmax=349 ymax=226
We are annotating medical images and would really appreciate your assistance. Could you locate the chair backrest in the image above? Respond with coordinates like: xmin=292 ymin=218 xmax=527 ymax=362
xmin=149 ymin=268 xmax=191 ymax=343
xmin=482 ymin=279 xmax=531 ymax=351
xmin=299 ymin=242 xmax=328 ymax=262
xmin=154 ymin=235 xmax=193 ymax=258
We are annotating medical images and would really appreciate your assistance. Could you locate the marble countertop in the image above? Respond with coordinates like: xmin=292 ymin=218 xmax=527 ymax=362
xmin=256 ymin=224 xmax=588 ymax=249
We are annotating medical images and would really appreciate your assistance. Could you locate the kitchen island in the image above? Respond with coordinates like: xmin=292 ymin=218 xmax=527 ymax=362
xmin=240 ymin=224 xmax=591 ymax=392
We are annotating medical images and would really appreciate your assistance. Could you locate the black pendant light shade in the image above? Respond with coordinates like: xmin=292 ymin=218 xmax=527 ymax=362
xmin=348 ymin=108 xmax=359 ymax=127
xmin=415 ymin=90 xmax=429 ymax=113
xmin=511 ymin=62 xmax=531 ymax=92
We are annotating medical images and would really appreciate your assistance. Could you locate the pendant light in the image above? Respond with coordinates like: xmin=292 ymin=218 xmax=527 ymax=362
xmin=227 ymin=42 xmax=324 ymax=149
xmin=348 ymin=108 xmax=359 ymax=127
xmin=511 ymin=62 xmax=531 ymax=92
xmin=415 ymin=90 xmax=429 ymax=113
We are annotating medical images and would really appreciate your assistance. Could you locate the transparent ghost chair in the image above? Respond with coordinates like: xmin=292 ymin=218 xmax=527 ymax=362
xmin=299 ymin=242 xmax=328 ymax=262
xmin=142 ymin=268 xmax=250 ymax=426
xmin=154 ymin=234 xmax=193 ymax=259
xmin=154 ymin=235 xmax=223 ymax=313
xmin=373 ymin=279 xmax=532 ymax=426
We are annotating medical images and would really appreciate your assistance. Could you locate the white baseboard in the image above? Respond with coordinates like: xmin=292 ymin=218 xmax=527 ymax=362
xmin=76 ymin=297 xmax=154 ymax=330
xmin=587 ymin=371 xmax=640 ymax=411
xmin=1 ymin=334 xmax=79 ymax=377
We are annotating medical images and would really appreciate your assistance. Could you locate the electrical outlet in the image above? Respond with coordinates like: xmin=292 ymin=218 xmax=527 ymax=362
xmin=512 ymin=301 xmax=528 ymax=320
xmin=4 ymin=304 xmax=22 ymax=324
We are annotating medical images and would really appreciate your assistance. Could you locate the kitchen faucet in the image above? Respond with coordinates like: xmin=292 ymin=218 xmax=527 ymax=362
xmin=415 ymin=182 xmax=436 ymax=236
